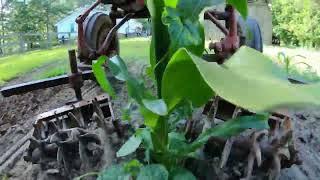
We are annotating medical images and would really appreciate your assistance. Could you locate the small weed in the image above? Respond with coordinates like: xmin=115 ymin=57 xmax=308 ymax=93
xmin=36 ymin=65 xmax=69 ymax=79
xmin=276 ymin=52 xmax=320 ymax=82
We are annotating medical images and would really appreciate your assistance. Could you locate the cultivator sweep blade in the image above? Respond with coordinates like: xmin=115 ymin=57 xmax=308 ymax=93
xmin=24 ymin=94 xmax=122 ymax=179
xmin=202 ymin=97 xmax=301 ymax=179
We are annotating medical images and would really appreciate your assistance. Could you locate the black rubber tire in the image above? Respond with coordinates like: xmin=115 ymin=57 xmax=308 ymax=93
xmin=83 ymin=12 xmax=119 ymax=56
xmin=238 ymin=16 xmax=263 ymax=52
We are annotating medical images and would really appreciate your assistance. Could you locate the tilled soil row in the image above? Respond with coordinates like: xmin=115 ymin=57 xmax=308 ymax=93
xmin=0 ymin=80 xmax=105 ymax=179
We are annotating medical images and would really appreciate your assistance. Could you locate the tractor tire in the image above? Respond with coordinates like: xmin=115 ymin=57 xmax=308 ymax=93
xmin=81 ymin=12 xmax=119 ymax=63
xmin=238 ymin=16 xmax=263 ymax=52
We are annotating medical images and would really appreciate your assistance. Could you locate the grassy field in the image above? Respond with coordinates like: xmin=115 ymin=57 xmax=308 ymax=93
xmin=0 ymin=37 xmax=319 ymax=86
xmin=0 ymin=38 xmax=150 ymax=85
xmin=0 ymin=47 xmax=69 ymax=85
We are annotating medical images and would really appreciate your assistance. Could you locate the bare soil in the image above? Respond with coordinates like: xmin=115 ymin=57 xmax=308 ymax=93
xmin=0 ymin=61 xmax=319 ymax=180
xmin=279 ymin=109 xmax=320 ymax=180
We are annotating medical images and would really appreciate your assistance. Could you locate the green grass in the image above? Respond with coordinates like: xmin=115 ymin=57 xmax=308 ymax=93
xmin=35 ymin=62 xmax=70 ymax=80
xmin=120 ymin=37 xmax=150 ymax=61
xmin=0 ymin=46 xmax=70 ymax=85
xmin=0 ymin=38 xmax=150 ymax=86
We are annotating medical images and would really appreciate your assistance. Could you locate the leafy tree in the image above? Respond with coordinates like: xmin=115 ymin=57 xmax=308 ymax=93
xmin=76 ymin=0 xmax=95 ymax=7
xmin=7 ymin=0 xmax=70 ymax=48
xmin=0 ymin=0 xmax=11 ymax=46
xmin=272 ymin=0 xmax=320 ymax=48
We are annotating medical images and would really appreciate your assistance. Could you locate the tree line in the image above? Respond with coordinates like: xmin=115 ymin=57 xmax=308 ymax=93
xmin=0 ymin=0 xmax=96 ymax=47
xmin=272 ymin=0 xmax=320 ymax=48
xmin=2 ymin=0 xmax=319 ymax=49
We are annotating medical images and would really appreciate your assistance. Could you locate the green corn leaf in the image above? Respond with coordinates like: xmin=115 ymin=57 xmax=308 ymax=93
xmin=177 ymin=0 xmax=224 ymax=20
xmin=162 ymin=47 xmax=320 ymax=112
xmin=168 ymin=115 xmax=268 ymax=157
xmin=153 ymin=0 xmax=225 ymax=95
xmin=109 ymin=55 xmax=168 ymax=117
xmin=147 ymin=0 xmax=170 ymax=66
xmin=109 ymin=55 xmax=129 ymax=81
xmin=168 ymin=132 xmax=189 ymax=154
xmin=227 ymin=0 xmax=248 ymax=18
xmin=150 ymin=116 xmax=169 ymax=152
xmin=124 ymin=160 xmax=143 ymax=177
xmin=162 ymin=7 xmax=205 ymax=56
xmin=137 ymin=164 xmax=169 ymax=180
xmin=193 ymin=114 xmax=269 ymax=148
xmin=117 ymin=135 xmax=142 ymax=157
xmin=142 ymin=99 xmax=168 ymax=116
xmin=136 ymin=128 xmax=154 ymax=150
xmin=92 ymin=56 xmax=115 ymax=97
xmin=162 ymin=0 xmax=225 ymax=56
xmin=164 ymin=0 xmax=178 ymax=8
xmin=170 ymin=167 xmax=196 ymax=180
xmin=161 ymin=48 xmax=214 ymax=110
xmin=108 ymin=55 xmax=168 ymax=148
xmin=147 ymin=0 xmax=170 ymax=96
xmin=98 ymin=164 xmax=130 ymax=180
xmin=140 ymin=106 xmax=160 ymax=128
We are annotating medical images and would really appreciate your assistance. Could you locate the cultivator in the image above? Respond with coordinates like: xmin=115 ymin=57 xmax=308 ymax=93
xmin=201 ymin=97 xmax=301 ymax=179
xmin=23 ymin=95 xmax=123 ymax=179
xmin=0 ymin=0 xmax=303 ymax=179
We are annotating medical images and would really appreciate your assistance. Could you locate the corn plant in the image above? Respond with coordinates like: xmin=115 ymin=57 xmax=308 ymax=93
xmin=93 ymin=0 xmax=320 ymax=179
xmin=277 ymin=52 xmax=309 ymax=76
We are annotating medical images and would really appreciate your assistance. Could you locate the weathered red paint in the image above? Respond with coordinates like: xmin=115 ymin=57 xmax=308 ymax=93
xmin=206 ymin=6 xmax=240 ymax=64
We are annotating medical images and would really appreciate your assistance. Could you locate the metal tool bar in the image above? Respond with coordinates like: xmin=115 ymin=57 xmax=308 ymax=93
xmin=109 ymin=8 xmax=150 ymax=19
xmin=204 ymin=12 xmax=229 ymax=35
xmin=0 ymin=71 xmax=94 ymax=97
xmin=33 ymin=94 xmax=110 ymax=127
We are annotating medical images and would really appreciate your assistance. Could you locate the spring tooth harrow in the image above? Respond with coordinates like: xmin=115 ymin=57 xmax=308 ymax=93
xmin=23 ymin=94 xmax=125 ymax=178
xmin=202 ymin=97 xmax=301 ymax=179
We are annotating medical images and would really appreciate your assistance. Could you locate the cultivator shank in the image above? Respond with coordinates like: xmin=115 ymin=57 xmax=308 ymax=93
xmin=202 ymin=97 xmax=301 ymax=179
xmin=24 ymin=95 xmax=121 ymax=179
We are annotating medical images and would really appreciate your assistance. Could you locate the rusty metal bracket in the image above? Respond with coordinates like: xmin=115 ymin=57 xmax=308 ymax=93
xmin=68 ymin=49 xmax=84 ymax=101
xmin=33 ymin=94 xmax=112 ymax=128
xmin=76 ymin=0 xmax=103 ymax=60
xmin=204 ymin=11 xmax=229 ymax=36
xmin=204 ymin=5 xmax=240 ymax=64
xmin=97 ymin=13 xmax=134 ymax=56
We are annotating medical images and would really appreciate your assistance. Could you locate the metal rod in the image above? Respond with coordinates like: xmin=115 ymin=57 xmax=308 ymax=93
xmin=228 ymin=6 xmax=237 ymax=37
xmin=69 ymin=50 xmax=78 ymax=74
xmin=68 ymin=49 xmax=83 ymax=101
xmin=76 ymin=0 xmax=102 ymax=24
xmin=0 ymin=71 xmax=94 ymax=97
xmin=205 ymin=12 xmax=229 ymax=36
xmin=204 ymin=10 xmax=230 ymax=20
xmin=98 ymin=13 xmax=134 ymax=55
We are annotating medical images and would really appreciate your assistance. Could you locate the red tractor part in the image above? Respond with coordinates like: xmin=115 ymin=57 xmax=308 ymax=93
xmin=76 ymin=0 xmax=147 ymax=65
